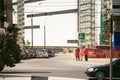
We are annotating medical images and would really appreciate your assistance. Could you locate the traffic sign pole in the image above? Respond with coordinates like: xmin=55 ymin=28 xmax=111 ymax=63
xmin=109 ymin=0 xmax=113 ymax=79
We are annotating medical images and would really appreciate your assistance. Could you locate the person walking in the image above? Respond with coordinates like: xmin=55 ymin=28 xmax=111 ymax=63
xmin=80 ymin=46 xmax=84 ymax=61
xmin=75 ymin=47 xmax=80 ymax=61
xmin=83 ymin=45 xmax=90 ymax=61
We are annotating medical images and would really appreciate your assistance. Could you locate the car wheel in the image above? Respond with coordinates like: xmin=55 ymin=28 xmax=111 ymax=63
xmin=95 ymin=71 xmax=105 ymax=80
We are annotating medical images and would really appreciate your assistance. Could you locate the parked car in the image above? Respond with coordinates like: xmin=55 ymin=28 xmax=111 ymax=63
xmin=47 ymin=49 xmax=55 ymax=57
xmin=20 ymin=48 xmax=30 ymax=59
xmin=27 ymin=49 xmax=36 ymax=58
xmin=41 ymin=49 xmax=48 ymax=58
xmin=88 ymin=48 xmax=105 ymax=58
xmin=85 ymin=58 xmax=120 ymax=80
xmin=36 ymin=49 xmax=48 ymax=58
xmin=36 ymin=50 xmax=44 ymax=58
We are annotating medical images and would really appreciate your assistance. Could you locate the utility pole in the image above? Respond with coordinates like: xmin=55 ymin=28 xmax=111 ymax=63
xmin=31 ymin=14 xmax=33 ymax=49
xmin=110 ymin=14 xmax=113 ymax=80
xmin=30 ymin=3 xmax=42 ymax=49
xmin=100 ymin=0 xmax=103 ymax=45
xmin=44 ymin=26 xmax=46 ymax=50
xmin=110 ymin=0 xmax=113 ymax=80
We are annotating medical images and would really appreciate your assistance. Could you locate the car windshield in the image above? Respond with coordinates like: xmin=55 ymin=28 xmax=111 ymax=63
xmin=103 ymin=59 xmax=120 ymax=66
xmin=112 ymin=58 xmax=120 ymax=65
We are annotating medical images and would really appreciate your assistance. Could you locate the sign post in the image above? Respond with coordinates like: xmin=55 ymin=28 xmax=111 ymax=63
xmin=110 ymin=15 xmax=113 ymax=80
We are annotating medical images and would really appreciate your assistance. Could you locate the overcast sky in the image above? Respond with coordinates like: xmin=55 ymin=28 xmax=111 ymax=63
xmin=13 ymin=0 xmax=100 ymax=47
xmin=24 ymin=0 xmax=77 ymax=47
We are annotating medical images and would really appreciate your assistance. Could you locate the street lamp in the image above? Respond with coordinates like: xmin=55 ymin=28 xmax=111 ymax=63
xmin=43 ymin=15 xmax=51 ymax=50
xmin=31 ymin=3 xmax=42 ymax=49
xmin=43 ymin=16 xmax=48 ymax=50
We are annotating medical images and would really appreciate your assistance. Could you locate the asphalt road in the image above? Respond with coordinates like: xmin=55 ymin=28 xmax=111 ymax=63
xmin=1 ymin=53 xmax=110 ymax=80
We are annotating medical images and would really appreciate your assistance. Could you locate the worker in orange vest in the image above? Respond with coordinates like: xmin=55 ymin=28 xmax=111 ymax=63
xmin=75 ymin=47 xmax=80 ymax=61
xmin=83 ymin=45 xmax=90 ymax=61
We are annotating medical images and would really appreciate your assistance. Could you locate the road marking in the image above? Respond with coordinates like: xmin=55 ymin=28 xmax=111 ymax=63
xmin=48 ymin=76 xmax=86 ymax=80
xmin=0 ymin=76 xmax=86 ymax=80
xmin=0 ymin=77 xmax=31 ymax=80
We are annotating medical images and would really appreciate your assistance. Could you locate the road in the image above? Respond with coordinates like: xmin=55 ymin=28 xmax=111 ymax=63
xmin=0 ymin=53 xmax=110 ymax=80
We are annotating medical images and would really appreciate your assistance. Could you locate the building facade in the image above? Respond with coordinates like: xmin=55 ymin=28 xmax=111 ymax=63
xmin=102 ymin=0 xmax=120 ymax=48
xmin=17 ymin=0 xmax=25 ymax=48
xmin=78 ymin=0 xmax=95 ymax=47
xmin=102 ymin=0 xmax=111 ymax=45
xmin=0 ymin=0 xmax=12 ymax=28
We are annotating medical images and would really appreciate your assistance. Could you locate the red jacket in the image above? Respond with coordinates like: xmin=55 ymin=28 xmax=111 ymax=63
xmin=75 ymin=48 xmax=80 ymax=56
xmin=84 ymin=48 xmax=89 ymax=55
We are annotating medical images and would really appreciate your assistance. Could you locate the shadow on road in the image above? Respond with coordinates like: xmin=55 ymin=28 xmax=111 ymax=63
xmin=31 ymin=76 xmax=48 ymax=80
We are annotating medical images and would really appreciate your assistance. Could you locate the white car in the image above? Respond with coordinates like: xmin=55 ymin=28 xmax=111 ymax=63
xmin=36 ymin=50 xmax=43 ymax=58
xmin=36 ymin=49 xmax=48 ymax=58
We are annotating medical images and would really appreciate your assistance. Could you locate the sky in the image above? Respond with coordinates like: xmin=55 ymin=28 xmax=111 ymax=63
xmin=13 ymin=0 xmax=101 ymax=47
xmin=24 ymin=0 xmax=77 ymax=47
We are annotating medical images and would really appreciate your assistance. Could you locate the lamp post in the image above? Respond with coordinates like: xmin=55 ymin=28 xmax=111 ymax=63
xmin=43 ymin=16 xmax=48 ymax=50
xmin=43 ymin=15 xmax=50 ymax=50
xmin=31 ymin=3 xmax=42 ymax=49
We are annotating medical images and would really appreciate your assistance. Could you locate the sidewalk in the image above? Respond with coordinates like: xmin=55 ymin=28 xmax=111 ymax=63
xmin=64 ymin=52 xmax=114 ymax=67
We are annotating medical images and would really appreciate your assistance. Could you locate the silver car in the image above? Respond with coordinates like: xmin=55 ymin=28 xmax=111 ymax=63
xmin=36 ymin=49 xmax=48 ymax=58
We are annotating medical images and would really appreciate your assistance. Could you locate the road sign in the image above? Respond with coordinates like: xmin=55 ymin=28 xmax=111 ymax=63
xmin=67 ymin=40 xmax=78 ymax=43
xmin=77 ymin=32 xmax=86 ymax=41
xmin=24 ymin=25 xmax=40 ymax=29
